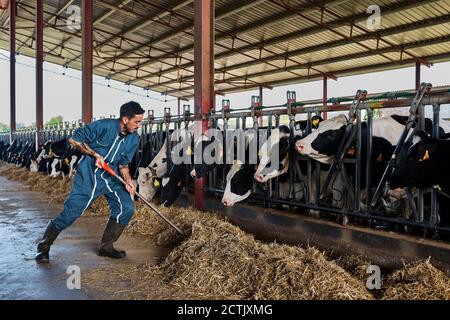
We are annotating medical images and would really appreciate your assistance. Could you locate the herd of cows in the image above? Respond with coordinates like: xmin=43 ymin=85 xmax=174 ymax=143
xmin=1 ymin=111 xmax=450 ymax=232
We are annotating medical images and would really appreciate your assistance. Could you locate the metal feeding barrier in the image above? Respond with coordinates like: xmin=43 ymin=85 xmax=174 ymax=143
xmin=2 ymin=85 xmax=450 ymax=237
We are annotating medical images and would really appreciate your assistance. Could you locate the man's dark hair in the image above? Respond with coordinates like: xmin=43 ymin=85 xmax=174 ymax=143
xmin=120 ymin=101 xmax=145 ymax=119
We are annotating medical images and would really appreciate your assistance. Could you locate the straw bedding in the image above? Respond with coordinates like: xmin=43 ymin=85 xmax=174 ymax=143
xmin=1 ymin=162 xmax=448 ymax=300
xmin=0 ymin=163 xmax=108 ymax=216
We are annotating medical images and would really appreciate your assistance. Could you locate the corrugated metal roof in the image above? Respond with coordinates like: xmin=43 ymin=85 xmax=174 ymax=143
xmin=0 ymin=0 xmax=448 ymax=99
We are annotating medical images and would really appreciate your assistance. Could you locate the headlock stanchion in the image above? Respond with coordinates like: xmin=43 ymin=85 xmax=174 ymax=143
xmin=370 ymin=83 xmax=432 ymax=208
xmin=319 ymin=90 xmax=367 ymax=207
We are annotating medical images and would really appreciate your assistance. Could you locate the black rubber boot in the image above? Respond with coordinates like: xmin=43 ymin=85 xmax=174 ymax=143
xmin=35 ymin=221 xmax=61 ymax=263
xmin=98 ymin=219 xmax=127 ymax=259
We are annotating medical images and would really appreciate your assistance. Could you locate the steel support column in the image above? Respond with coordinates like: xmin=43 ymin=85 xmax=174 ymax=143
xmin=9 ymin=0 xmax=16 ymax=143
xmin=82 ymin=0 xmax=93 ymax=124
xmin=35 ymin=0 xmax=43 ymax=151
xmin=194 ymin=0 xmax=214 ymax=210
xmin=259 ymin=86 xmax=263 ymax=126
xmin=415 ymin=61 xmax=421 ymax=90
xmin=323 ymin=75 xmax=328 ymax=120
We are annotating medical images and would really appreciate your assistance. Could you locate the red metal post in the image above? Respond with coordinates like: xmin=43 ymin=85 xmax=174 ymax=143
xmin=415 ymin=61 xmax=421 ymax=90
xmin=82 ymin=0 xmax=93 ymax=124
xmin=194 ymin=0 xmax=214 ymax=210
xmin=35 ymin=0 xmax=43 ymax=151
xmin=323 ymin=75 xmax=328 ymax=120
xmin=9 ymin=0 xmax=16 ymax=143
xmin=259 ymin=86 xmax=263 ymax=126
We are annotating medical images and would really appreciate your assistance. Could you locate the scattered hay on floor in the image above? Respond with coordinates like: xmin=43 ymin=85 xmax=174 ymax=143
xmin=382 ymin=259 xmax=450 ymax=300
xmin=336 ymin=255 xmax=372 ymax=282
xmin=125 ymin=204 xmax=215 ymax=246
xmin=0 ymin=163 xmax=107 ymax=216
xmin=155 ymin=218 xmax=373 ymax=300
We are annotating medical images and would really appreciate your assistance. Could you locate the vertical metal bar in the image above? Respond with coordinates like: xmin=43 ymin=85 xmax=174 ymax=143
xmin=305 ymin=112 xmax=313 ymax=207
xmin=415 ymin=61 xmax=421 ymax=91
xmin=194 ymin=0 xmax=214 ymax=210
xmin=259 ymin=86 xmax=264 ymax=126
xmin=274 ymin=115 xmax=280 ymax=198
xmin=177 ymin=97 xmax=181 ymax=119
xmin=323 ymin=75 xmax=328 ymax=120
xmin=82 ymin=0 xmax=93 ymax=124
xmin=430 ymin=104 xmax=440 ymax=226
xmin=35 ymin=0 xmax=43 ymax=152
xmin=9 ymin=0 xmax=16 ymax=143
xmin=365 ymin=108 xmax=373 ymax=210
xmin=354 ymin=107 xmax=362 ymax=211
xmin=266 ymin=115 xmax=273 ymax=203
xmin=416 ymin=95 xmax=425 ymax=223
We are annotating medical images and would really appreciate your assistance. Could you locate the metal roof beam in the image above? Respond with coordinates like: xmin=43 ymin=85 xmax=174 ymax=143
xmin=146 ymin=13 xmax=450 ymax=90
xmin=45 ymin=0 xmax=133 ymax=58
xmin=128 ymin=0 xmax=439 ymax=85
xmin=177 ymin=52 xmax=450 ymax=99
xmin=16 ymin=0 xmax=73 ymax=51
xmin=122 ymin=0 xmax=347 ymax=83
xmin=64 ymin=0 xmax=193 ymax=66
xmin=99 ymin=0 xmax=268 ymax=71
xmin=164 ymin=35 xmax=450 ymax=94
xmin=125 ymin=0 xmax=345 ymax=76
xmin=132 ymin=0 xmax=440 ymax=87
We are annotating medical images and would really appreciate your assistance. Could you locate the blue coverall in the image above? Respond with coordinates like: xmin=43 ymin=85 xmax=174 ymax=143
xmin=52 ymin=119 xmax=140 ymax=230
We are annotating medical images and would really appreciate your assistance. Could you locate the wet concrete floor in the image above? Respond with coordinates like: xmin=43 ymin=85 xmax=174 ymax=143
xmin=0 ymin=176 xmax=166 ymax=300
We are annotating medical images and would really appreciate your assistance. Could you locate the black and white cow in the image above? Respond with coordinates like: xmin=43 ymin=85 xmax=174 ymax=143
xmin=390 ymin=133 xmax=450 ymax=226
xmin=137 ymin=130 xmax=189 ymax=201
xmin=296 ymin=114 xmax=450 ymax=211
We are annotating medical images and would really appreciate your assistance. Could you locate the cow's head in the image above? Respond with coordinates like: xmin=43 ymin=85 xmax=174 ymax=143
xmin=222 ymin=161 xmax=255 ymax=207
xmin=390 ymin=133 xmax=446 ymax=189
xmin=254 ymin=126 xmax=291 ymax=183
xmin=295 ymin=114 xmax=347 ymax=164
xmin=137 ymin=167 xmax=160 ymax=201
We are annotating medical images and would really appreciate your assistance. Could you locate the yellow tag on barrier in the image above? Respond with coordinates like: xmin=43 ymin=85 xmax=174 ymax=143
xmin=370 ymin=102 xmax=383 ymax=109
xmin=186 ymin=146 xmax=193 ymax=156
xmin=421 ymin=150 xmax=430 ymax=161
xmin=64 ymin=158 xmax=70 ymax=165
xmin=312 ymin=119 xmax=320 ymax=127
xmin=153 ymin=179 xmax=160 ymax=187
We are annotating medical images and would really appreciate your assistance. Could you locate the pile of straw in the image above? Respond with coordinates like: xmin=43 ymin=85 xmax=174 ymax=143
xmin=383 ymin=259 xmax=450 ymax=300
xmin=156 ymin=217 xmax=373 ymax=300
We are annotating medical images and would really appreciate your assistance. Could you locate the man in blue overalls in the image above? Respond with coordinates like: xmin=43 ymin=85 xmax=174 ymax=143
xmin=35 ymin=101 xmax=145 ymax=262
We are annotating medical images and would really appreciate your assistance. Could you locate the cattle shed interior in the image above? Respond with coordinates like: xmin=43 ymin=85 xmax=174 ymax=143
xmin=1 ymin=0 xmax=450 ymax=100
xmin=2 ymin=2 xmax=450 ymax=297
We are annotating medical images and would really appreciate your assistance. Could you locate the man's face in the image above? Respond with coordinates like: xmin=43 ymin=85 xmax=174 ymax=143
xmin=122 ymin=114 xmax=144 ymax=133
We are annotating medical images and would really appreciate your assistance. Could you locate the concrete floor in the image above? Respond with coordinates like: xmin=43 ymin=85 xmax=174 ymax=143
xmin=0 ymin=176 xmax=167 ymax=300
